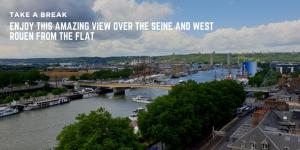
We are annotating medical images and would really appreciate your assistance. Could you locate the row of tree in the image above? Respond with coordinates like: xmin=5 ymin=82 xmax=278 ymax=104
xmin=55 ymin=80 xmax=246 ymax=149
xmin=0 ymin=70 xmax=49 ymax=87
xmin=0 ymin=88 xmax=67 ymax=104
xmin=248 ymin=64 xmax=281 ymax=87
xmin=71 ymin=69 xmax=133 ymax=80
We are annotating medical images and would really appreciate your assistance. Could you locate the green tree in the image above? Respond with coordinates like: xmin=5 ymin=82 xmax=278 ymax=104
xmin=56 ymin=108 xmax=143 ymax=150
xmin=138 ymin=80 xmax=245 ymax=149
xmin=3 ymin=96 xmax=14 ymax=103
xmin=32 ymin=90 xmax=47 ymax=97
xmin=0 ymin=70 xmax=49 ymax=87
xmin=51 ymin=88 xmax=66 ymax=95
xmin=69 ymin=75 xmax=78 ymax=81
xmin=79 ymin=73 xmax=94 ymax=80
xmin=23 ymin=93 xmax=31 ymax=99
xmin=291 ymin=71 xmax=300 ymax=78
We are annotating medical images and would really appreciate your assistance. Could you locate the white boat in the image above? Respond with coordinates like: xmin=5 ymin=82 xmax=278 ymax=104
xmin=79 ymin=88 xmax=95 ymax=94
xmin=132 ymin=96 xmax=152 ymax=104
xmin=23 ymin=103 xmax=39 ymax=111
xmin=83 ymin=93 xmax=97 ymax=99
xmin=178 ymin=79 xmax=185 ymax=83
xmin=133 ymin=107 xmax=145 ymax=113
xmin=0 ymin=106 xmax=19 ymax=117
xmin=48 ymin=97 xmax=70 ymax=106
xmin=24 ymin=97 xmax=70 ymax=110
xmin=129 ymin=113 xmax=138 ymax=121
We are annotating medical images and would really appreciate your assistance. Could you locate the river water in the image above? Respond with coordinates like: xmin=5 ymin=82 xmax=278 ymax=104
xmin=0 ymin=68 xmax=237 ymax=150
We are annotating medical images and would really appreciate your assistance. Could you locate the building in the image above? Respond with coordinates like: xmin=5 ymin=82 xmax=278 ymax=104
xmin=242 ymin=61 xmax=257 ymax=77
xmin=130 ymin=57 xmax=154 ymax=66
xmin=270 ymin=62 xmax=300 ymax=74
xmin=228 ymin=109 xmax=300 ymax=150
xmin=267 ymin=89 xmax=299 ymax=102
xmin=264 ymin=100 xmax=289 ymax=111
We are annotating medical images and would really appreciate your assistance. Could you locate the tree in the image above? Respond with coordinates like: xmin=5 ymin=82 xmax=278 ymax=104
xmin=51 ymin=88 xmax=66 ymax=95
xmin=23 ymin=93 xmax=31 ymax=99
xmin=248 ymin=64 xmax=281 ymax=87
xmin=56 ymin=108 xmax=143 ymax=150
xmin=69 ymin=75 xmax=78 ymax=81
xmin=79 ymin=73 xmax=94 ymax=80
xmin=3 ymin=96 xmax=14 ymax=103
xmin=291 ymin=71 xmax=300 ymax=78
xmin=138 ymin=80 xmax=245 ymax=149
xmin=0 ymin=70 xmax=49 ymax=87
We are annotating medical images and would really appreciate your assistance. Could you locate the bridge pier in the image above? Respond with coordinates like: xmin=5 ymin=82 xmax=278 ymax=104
xmin=113 ymin=87 xmax=127 ymax=96
xmin=96 ymin=87 xmax=113 ymax=95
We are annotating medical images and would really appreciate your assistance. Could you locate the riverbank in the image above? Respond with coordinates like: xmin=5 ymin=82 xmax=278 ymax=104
xmin=0 ymin=88 xmax=156 ymax=150
xmin=0 ymin=91 xmax=83 ymax=118
xmin=0 ymin=69 xmax=231 ymax=150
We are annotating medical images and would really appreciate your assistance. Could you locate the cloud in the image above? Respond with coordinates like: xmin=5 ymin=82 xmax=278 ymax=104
xmin=0 ymin=0 xmax=299 ymax=58
xmin=87 ymin=19 xmax=300 ymax=56
xmin=92 ymin=0 xmax=172 ymax=21
xmin=0 ymin=0 xmax=173 ymax=58
xmin=198 ymin=20 xmax=300 ymax=52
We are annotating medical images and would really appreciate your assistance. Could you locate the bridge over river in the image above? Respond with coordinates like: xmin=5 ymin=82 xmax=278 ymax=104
xmin=80 ymin=83 xmax=173 ymax=90
xmin=80 ymin=83 xmax=276 ymax=93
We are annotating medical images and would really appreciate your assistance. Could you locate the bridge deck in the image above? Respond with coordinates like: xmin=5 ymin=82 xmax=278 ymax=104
xmin=80 ymin=83 xmax=173 ymax=90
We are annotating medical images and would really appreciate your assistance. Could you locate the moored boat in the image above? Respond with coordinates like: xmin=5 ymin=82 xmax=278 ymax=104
xmin=65 ymin=92 xmax=83 ymax=100
xmin=133 ymin=107 xmax=145 ymax=113
xmin=24 ymin=97 xmax=70 ymax=110
xmin=129 ymin=113 xmax=138 ymax=121
xmin=132 ymin=96 xmax=152 ymax=104
xmin=23 ymin=103 xmax=39 ymax=111
xmin=0 ymin=106 xmax=19 ymax=117
xmin=83 ymin=93 xmax=98 ymax=99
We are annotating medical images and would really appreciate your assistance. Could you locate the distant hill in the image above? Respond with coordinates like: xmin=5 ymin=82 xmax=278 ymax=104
xmin=0 ymin=52 xmax=299 ymax=65
xmin=156 ymin=52 xmax=300 ymax=64
xmin=0 ymin=56 xmax=139 ymax=65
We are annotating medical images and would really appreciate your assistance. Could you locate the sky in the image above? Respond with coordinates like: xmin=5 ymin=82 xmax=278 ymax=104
xmin=0 ymin=0 xmax=300 ymax=58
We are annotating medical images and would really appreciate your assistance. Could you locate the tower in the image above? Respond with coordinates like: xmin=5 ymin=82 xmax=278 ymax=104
xmin=227 ymin=53 xmax=231 ymax=66
xmin=210 ymin=51 xmax=215 ymax=66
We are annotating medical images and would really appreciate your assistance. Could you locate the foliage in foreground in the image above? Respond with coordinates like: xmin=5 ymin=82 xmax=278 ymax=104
xmin=138 ymin=80 xmax=246 ymax=149
xmin=55 ymin=108 xmax=143 ymax=150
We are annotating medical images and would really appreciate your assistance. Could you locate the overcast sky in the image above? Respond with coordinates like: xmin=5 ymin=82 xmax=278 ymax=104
xmin=0 ymin=0 xmax=300 ymax=58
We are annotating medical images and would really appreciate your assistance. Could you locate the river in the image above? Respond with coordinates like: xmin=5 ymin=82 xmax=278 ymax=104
xmin=0 ymin=68 xmax=237 ymax=150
